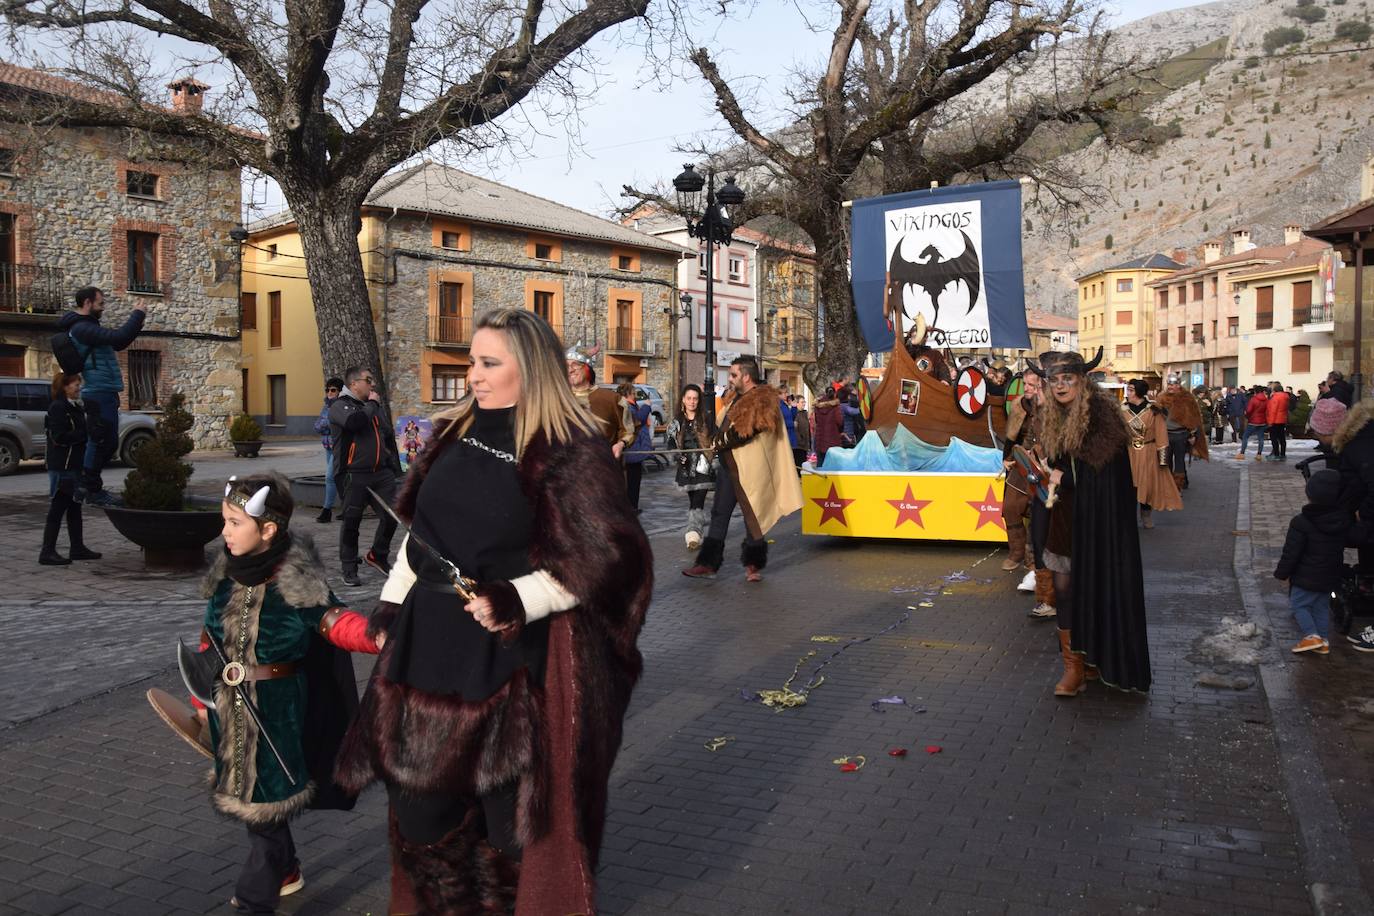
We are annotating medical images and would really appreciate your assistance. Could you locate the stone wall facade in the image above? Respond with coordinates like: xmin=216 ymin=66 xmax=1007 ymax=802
xmin=0 ymin=119 xmax=242 ymax=448
xmin=374 ymin=211 xmax=680 ymax=419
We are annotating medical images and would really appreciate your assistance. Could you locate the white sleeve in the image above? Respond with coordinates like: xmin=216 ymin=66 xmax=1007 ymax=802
xmin=511 ymin=570 xmax=578 ymax=623
xmin=380 ymin=534 xmax=418 ymax=604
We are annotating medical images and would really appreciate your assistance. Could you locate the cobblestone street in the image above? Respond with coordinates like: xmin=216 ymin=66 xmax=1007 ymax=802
xmin=0 ymin=440 xmax=1370 ymax=914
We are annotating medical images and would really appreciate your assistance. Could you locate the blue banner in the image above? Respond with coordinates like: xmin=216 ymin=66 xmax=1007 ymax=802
xmin=851 ymin=180 xmax=1029 ymax=353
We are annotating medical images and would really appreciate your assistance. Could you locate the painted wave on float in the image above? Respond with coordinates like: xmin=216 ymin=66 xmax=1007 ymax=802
xmin=819 ymin=427 xmax=1001 ymax=474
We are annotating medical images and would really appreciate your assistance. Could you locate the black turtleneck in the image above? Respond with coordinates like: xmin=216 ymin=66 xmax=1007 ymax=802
xmin=386 ymin=404 xmax=547 ymax=698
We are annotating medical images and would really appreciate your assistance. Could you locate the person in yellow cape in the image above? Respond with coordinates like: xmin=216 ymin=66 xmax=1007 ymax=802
xmin=682 ymin=356 xmax=803 ymax=583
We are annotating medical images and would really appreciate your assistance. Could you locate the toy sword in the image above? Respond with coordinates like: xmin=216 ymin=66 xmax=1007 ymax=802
xmin=1011 ymin=444 xmax=1059 ymax=508
xmin=367 ymin=488 xmax=477 ymax=600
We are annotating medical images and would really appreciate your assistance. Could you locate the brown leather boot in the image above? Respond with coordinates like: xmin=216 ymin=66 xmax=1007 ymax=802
xmin=1034 ymin=568 xmax=1055 ymax=606
xmin=1054 ymin=629 xmax=1085 ymax=697
xmin=1172 ymin=471 xmax=1187 ymax=491
xmin=1084 ymin=664 xmax=1100 ymax=681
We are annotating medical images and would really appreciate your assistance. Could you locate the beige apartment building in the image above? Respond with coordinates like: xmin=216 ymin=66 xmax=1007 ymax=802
xmin=1230 ymin=248 xmax=1334 ymax=394
xmin=1075 ymin=253 xmax=1185 ymax=384
xmin=1149 ymin=228 xmax=1327 ymax=388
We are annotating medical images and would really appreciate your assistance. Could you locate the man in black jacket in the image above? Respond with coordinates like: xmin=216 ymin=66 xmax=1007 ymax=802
xmin=328 ymin=367 xmax=400 ymax=586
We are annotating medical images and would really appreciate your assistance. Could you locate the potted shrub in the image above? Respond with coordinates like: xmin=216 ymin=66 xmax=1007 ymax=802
xmin=230 ymin=413 xmax=264 ymax=458
xmin=102 ymin=392 xmax=223 ymax=567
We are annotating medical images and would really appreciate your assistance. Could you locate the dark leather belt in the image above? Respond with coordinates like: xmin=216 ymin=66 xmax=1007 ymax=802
xmin=199 ymin=630 xmax=299 ymax=683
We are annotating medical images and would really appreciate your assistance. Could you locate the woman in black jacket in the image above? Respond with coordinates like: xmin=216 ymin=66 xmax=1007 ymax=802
xmin=40 ymin=372 xmax=101 ymax=565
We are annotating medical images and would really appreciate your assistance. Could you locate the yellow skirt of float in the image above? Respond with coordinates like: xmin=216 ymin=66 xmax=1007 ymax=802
xmin=801 ymin=470 xmax=1008 ymax=542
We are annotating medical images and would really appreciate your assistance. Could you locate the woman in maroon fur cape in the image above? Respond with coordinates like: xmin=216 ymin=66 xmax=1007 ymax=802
xmin=336 ymin=309 xmax=652 ymax=914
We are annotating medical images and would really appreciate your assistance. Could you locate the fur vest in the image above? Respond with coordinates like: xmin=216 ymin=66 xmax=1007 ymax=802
xmin=1068 ymin=390 xmax=1133 ymax=470
xmin=338 ymin=421 xmax=651 ymax=913
xmin=200 ymin=535 xmax=337 ymax=825
xmin=717 ymin=384 xmax=804 ymax=537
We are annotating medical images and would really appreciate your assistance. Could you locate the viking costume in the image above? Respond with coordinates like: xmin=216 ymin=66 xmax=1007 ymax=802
xmin=1030 ymin=350 xmax=1152 ymax=695
xmin=1122 ymin=400 xmax=1183 ymax=525
xmin=199 ymin=529 xmax=377 ymax=914
xmin=1002 ymin=386 xmax=1056 ymax=615
xmin=687 ymin=383 xmax=804 ymax=576
xmin=566 ymin=345 xmax=633 ymax=452
xmin=336 ymin=405 xmax=651 ymax=914
xmin=1155 ymin=383 xmax=1208 ymax=490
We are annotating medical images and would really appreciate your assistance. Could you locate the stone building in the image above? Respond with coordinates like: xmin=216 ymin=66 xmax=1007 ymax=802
xmin=242 ymin=162 xmax=685 ymax=432
xmin=0 ymin=63 xmax=243 ymax=448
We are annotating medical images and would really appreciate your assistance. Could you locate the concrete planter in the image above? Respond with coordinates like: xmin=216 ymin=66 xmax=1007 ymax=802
xmin=290 ymin=475 xmax=328 ymax=508
xmin=232 ymin=440 xmax=263 ymax=458
xmin=102 ymin=495 xmax=222 ymax=568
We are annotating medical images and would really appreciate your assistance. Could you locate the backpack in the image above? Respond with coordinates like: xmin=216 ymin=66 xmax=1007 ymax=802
xmin=50 ymin=329 xmax=91 ymax=375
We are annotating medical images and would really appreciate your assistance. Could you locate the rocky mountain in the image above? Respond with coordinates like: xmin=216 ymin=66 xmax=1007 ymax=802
xmin=1021 ymin=0 xmax=1374 ymax=315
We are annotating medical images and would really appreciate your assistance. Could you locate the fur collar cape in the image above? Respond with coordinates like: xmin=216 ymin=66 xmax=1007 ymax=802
xmin=1065 ymin=390 xmax=1133 ymax=470
xmin=201 ymin=533 xmax=330 ymax=606
xmin=721 ymin=383 xmax=785 ymax=437
xmin=1335 ymin=398 xmax=1374 ymax=453
xmin=342 ymin=418 xmax=651 ymax=914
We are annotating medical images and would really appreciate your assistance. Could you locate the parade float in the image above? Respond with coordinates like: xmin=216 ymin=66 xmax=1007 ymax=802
xmin=802 ymin=180 xmax=1030 ymax=542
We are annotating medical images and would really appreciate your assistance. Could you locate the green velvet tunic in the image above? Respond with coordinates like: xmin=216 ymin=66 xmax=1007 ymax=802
xmin=201 ymin=541 xmax=339 ymax=825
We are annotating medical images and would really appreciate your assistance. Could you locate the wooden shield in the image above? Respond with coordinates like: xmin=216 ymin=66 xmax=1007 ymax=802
xmin=146 ymin=687 xmax=214 ymax=760
xmin=954 ymin=366 xmax=988 ymax=418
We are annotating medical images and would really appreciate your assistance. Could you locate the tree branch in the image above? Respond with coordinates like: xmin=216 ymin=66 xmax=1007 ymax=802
xmin=689 ymin=47 xmax=804 ymax=177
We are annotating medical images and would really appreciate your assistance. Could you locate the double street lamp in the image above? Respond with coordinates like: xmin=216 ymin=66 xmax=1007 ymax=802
xmin=673 ymin=163 xmax=745 ymax=423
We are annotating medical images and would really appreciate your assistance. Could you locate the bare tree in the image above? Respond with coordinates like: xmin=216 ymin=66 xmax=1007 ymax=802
xmin=631 ymin=0 xmax=1145 ymax=391
xmin=4 ymin=0 xmax=650 ymax=391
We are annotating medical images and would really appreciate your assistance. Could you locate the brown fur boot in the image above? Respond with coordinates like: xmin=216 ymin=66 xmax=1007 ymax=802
xmin=1054 ymin=629 xmax=1085 ymax=697
xmin=1172 ymin=471 xmax=1188 ymax=491
xmin=1034 ymin=568 xmax=1056 ymax=607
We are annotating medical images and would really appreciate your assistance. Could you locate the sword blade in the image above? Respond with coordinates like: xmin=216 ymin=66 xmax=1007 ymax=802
xmin=366 ymin=487 xmax=476 ymax=600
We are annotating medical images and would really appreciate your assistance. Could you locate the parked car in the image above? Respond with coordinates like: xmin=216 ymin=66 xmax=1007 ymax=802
xmin=598 ymin=383 xmax=666 ymax=437
xmin=0 ymin=376 xmax=157 ymax=476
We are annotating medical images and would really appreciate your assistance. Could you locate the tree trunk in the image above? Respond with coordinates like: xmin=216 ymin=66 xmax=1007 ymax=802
xmin=804 ymin=209 xmax=868 ymax=395
xmin=292 ymin=201 xmax=389 ymax=400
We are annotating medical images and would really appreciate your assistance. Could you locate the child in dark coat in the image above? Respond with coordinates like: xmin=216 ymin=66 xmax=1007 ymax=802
xmin=1274 ymin=469 xmax=1358 ymax=655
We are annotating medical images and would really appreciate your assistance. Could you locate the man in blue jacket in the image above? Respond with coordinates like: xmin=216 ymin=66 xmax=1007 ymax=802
xmin=1224 ymin=387 xmax=1248 ymax=445
xmin=59 ymin=287 xmax=147 ymax=503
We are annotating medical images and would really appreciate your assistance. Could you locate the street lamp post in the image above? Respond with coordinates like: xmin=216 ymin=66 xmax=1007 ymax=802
xmin=229 ymin=223 xmax=249 ymax=417
xmin=673 ymin=164 xmax=745 ymax=424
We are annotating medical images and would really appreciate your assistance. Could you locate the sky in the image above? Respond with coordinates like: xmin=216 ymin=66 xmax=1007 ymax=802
xmin=242 ymin=0 xmax=1209 ymax=221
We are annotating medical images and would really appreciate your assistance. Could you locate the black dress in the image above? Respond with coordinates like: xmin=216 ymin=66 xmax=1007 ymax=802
xmin=384 ymin=405 xmax=550 ymax=700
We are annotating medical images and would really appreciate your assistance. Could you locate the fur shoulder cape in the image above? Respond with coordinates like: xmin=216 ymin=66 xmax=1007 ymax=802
xmin=722 ymin=383 xmax=785 ymax=439
xmin=1072 ymin=390 xmax=1132 ymax=470
xmin=200 ymin=533 xmax=331 ymax=607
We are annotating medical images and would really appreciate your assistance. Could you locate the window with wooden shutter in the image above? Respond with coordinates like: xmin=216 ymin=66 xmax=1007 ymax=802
xmin=1255 ymin=347 xmax=1272 ymax=374
xmin=1177 ymin=326 xmax=1185 ymax=345
xmin=269 ymin=291 xmax=282 ymax=348
xmin=1191 ymin=323 xmax=1203 ymax=343
xmin=1192 ymin=281 xmax=1203 ymax=301
xmin=1228 ymin=316 xmax=1239 ymax=337
xmin=1159 ymin=329 xmax=1168 ymax=347
xmin=1177 ymin=284 xmax=1187 ymax=303
xmin=1116 ymin=310 xmax=1132 ymax=326
xmin=1291 ymin=280 xmax=1313 ymax=325
xmin=1291 ymin=345 xmax=1311 ymax=374
xmin=1256 ymin=286 xmax=1274 ymax=330
xmin=127 ymin=231 xmax=159 ymax=292
xmin=1157 ymin=289 xmax=1168 ymax=308
xmin=1115 ymin=344 xmax=1132 ymax=359
xmin=241 ymin=292 xmax=257 ymax=330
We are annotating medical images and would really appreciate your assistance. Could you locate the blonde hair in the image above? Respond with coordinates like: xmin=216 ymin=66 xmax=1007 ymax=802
xmin=431 ymin=308 xmax=598 ymax=457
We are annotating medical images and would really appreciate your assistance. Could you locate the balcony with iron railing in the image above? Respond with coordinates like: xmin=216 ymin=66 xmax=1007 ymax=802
xmin=427 ymin=314 xmax=473 ymax=347
xmin=1293 ymin=303 xmax=1334 ymax=327
xmin=765 ymin=321 xmax=817 ymax=360
xmin=607 ymin=326 xmax=654 ymax=354
xmin=0 ymin=263 xmax=66 ymax=315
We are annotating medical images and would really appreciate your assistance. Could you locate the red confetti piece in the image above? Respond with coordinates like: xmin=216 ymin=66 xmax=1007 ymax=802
xmin=839 ymin=762 xmax=859 ymax=772
xmin=925 ymin=745 xmax=943 ymax=754
xmin=888 ymin=748 xmax=908 ymax=757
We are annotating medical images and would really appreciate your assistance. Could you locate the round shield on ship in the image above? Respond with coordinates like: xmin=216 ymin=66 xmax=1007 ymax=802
xmin=954 ymin=366 xmax=988 ymax=418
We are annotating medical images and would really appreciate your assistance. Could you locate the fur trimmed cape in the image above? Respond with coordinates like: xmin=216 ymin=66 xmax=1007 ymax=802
xmin=200 ymin=534 xmax=359 ymax=824
xmin=337 ymin=420 xmax=651 ymax=914
xmin=1156 ymin=389 xmax=1210 ymax=461
xmin=716 ymin=384 xmax=804 ymax=537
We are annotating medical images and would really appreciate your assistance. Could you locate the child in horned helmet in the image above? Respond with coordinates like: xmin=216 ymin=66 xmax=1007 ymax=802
xmin=195 ymin=472 xmax=380 ymax=913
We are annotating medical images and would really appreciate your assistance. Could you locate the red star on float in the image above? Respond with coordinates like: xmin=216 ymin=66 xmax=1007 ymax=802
xmin=886 ymin=485 xmax=931 ymax=529
xmin=966 ymin=485 xmax=1005 ymax=531
xmin=812 ymin=484 xmax=856 ymax=528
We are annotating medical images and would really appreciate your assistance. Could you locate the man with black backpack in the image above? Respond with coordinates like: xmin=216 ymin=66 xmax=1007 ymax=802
xmin=55 ymin=287 xmax=147 ymax=504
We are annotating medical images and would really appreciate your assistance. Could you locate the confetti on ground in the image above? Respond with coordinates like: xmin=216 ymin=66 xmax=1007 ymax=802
xmin=833 ymin=755 xmax=866 ymax=772
xmin=925 ymin=745 xmax=943 ymax=755
xmin=888 ymin=748 xmax=908 ymax=757
xmin=738 ymin=688 xmax=760 ymax=703
xmin=809 ymin=635 xmax=843 ymax=643
xmin=870 ymin=695 xmax=908 ymax=711
xmin=704 ymin=736 xmax=735 ymax=752
xmin=918 ymin=601 xmax=934 ymax=608
xmin=943 ymin=572 xmax=970 ymax=583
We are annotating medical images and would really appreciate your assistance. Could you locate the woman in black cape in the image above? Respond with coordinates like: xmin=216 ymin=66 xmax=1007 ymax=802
xmin=1029 ymin=349 xmax=1152 ymax=695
